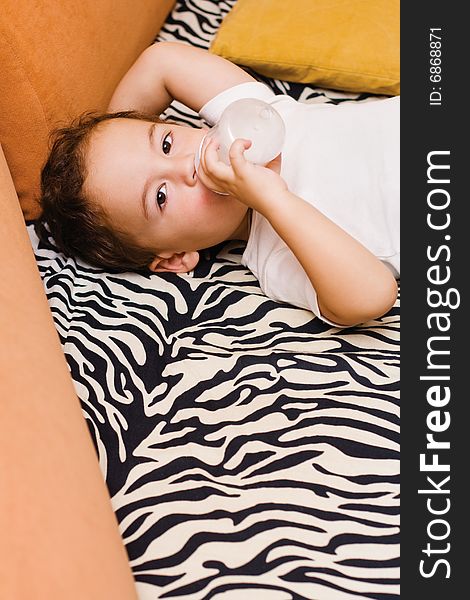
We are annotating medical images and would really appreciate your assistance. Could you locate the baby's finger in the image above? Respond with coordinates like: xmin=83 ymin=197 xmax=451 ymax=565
xmin=196 ymin=166 xmax=220 ymax=192
xmin=228 ymin=139 xmax=252 ymax=172
xmin=202 ymin=139 xmax=233 ymax=179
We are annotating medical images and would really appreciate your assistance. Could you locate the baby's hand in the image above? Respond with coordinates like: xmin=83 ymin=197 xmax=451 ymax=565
xmin=197 ymin=137 xmax=288 ymax=214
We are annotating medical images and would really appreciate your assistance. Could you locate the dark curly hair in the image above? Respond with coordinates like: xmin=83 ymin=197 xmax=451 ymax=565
xmin=35 ymin=110 xmax=165 ymax=271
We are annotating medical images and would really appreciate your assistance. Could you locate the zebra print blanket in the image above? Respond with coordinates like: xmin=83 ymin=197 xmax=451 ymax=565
xmin=29 ymin=1 xmax=400 ymax=598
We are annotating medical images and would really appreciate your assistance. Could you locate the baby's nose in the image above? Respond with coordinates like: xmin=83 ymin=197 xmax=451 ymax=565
xmin=174 ymin=153 xmax=197 ymax=186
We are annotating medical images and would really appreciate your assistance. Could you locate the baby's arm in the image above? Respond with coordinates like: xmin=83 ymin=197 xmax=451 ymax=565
xmin=108 ymin=41 xmax=255 ymax=115
xmin=200 ymin=139 xmax=398 ymax=327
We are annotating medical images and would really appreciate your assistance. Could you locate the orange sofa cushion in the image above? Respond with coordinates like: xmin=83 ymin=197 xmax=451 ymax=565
xmin=0 ymin=0 xmax=174 ymax=220
xmin=0 ymin=144 xmax=139 ymax=599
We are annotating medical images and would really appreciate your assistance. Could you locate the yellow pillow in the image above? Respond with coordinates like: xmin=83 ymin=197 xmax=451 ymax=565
xmin=210 ymin=0 xmax=399 ymax=96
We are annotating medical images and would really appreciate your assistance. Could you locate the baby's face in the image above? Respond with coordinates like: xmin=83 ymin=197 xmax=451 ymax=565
xmin=84 ymin=118 xmax=249 ymax=263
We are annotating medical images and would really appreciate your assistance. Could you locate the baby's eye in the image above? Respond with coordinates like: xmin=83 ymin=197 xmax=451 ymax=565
xmin=156 ymin=183 xmax=167 ymax=208
xmin=162 ymin=132 xmax=173 ymax=154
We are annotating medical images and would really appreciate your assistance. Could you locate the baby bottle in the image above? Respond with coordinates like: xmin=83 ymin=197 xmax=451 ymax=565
xmin=195 ymin=98 xmax=285 ymax=176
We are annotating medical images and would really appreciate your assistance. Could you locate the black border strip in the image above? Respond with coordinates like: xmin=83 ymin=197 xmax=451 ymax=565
xmin=401 ymin=2 xmax=467 ymax=595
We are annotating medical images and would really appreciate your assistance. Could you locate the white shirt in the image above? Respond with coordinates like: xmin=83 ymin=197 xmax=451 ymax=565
xmin=200 ymin=83 xmax=400 ymax=326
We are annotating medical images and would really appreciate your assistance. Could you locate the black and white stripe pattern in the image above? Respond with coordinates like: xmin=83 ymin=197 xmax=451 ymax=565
xmin=30 ymin=2 xmax=400 ymax=598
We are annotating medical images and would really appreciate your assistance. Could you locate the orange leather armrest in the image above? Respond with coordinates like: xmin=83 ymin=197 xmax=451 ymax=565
xmin=0 ymin=145 xmax=137 ymax=599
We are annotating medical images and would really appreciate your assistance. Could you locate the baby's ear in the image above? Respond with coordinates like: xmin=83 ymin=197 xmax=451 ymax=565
xmin=148 ymin=251 xmax=199 ymax=273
